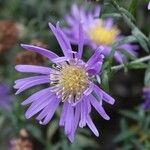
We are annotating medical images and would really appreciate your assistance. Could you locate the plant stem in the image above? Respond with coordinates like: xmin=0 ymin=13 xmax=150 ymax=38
xmin=111 ymin=55 xmax=150 ymax=71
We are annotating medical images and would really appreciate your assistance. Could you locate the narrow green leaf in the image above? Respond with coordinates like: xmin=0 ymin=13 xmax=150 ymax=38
xmin=127 ymin=62 xmax=148 ymax=69
xmin=101 ymin=71 xmax=110 ymax=91
xmin=113 ymin=130 xmax=136 ymax=143
xmin=118 ymin=48 xmax=136 ymax=61
xmin=120 ymin=7 xmax=136 ymax=22
xmin=128 ymin=0 xmax=139 ymax=15
xmin=101 ymin=13 xmax=121 ymax=19
xmin=132 ymin=28 xmax=149 ymax=53
xmin=112 ymin=35 xmax=137 ymax=47
xmin=120 ymin=110 xmax=139 ymax=121
xmin=144 ymin=61 xmax=150 ymax=86
xmin=47 ymin=119 xmax=58 ymax=141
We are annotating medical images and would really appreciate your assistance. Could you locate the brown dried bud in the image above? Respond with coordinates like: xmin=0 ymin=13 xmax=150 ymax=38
xmin=0 ymin=21 xmax=18 ymax=53
xmin=19 ymin=129 xmax=29 ymax=138
xmin=15 ymin=51 xmax=47 ymax=65
xmin=10 ymin=129 xmax=33 ymax=150
xmin=15 ymin=39 xmax=48 ymax=65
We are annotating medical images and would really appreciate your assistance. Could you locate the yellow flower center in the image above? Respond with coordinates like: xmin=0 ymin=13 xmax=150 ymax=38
xmin=88 ymin=21 xmax=119 ymax=46
xmin=59 ymin=65 xmax=88 ymax=96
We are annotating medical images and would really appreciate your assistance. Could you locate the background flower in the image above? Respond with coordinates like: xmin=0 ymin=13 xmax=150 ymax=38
xmin=0 ymin=21 xmax=18 ymax=53
xmin=148 ymin=1 xmax=150 ymax=10
xmin=64 ymin=4 xmax=138 ymax=62
xmin=142 ymin=87 xmax=150 ymax=109
xmin=0 ymin=82 xmax=11 ymax=111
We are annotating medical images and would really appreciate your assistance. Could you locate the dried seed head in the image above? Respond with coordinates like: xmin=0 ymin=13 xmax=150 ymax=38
xmin=10 ymin=129 xmax=33 ymax=150
xmin=0 ymin=21 xmax=18 ymax=53
xmin=15 ymin=51 xmax=47 ymax=65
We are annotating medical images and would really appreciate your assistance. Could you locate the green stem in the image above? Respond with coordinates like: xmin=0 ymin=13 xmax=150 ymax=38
xmin=111 ymin=55 xmax=150 ymax=71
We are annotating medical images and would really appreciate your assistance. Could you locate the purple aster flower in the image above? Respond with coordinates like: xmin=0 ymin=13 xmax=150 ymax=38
xmin=142 ymin=87 xmax=150 ymax=109
xmin=14 ymin=22 xmax=115 ymax=142
xmin=0 ymin=83 xmax=11 ymax=111
xmin=148 ymin=1 xmax=150 ymax=10
xmin=64 ymin=4 xmax=138 ymax=63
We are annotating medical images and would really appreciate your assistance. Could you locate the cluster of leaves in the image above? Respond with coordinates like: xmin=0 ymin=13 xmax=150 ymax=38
xmin=114 ymin=108 xmax=150 ymax=150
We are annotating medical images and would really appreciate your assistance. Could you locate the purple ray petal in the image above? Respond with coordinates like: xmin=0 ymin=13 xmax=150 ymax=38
xmin=86 ymin=47 xmax=104 ymax=70
xmin=36 ymin=103 xmax=52 ymax=121
xmin=114 ymin=52 xmax=123 ymax=63
xmin=65 ymin=15 xmax=75 ymax=26
xmin=21 ymin=44 xmax=58 ymax=60
xmin=14 ymin=75 xmax=49 ymax=89
xmin=86 ymin=96 xmax=91 ymax=113
xmin=87 ymin=61 xmax=102 ymax=75
xmin=105 ymin=18 xmax=114 ymax=29
xmin=86 ymin=115 xmax=99 ymax=137
xmin=84 ymin=82 xmax=94 ymax=96
xmin=72 ymin=4 xmax=80 ymax=19
xmin=93 ymin=6 xmax=101 ymax=17
xmin=40 ymin=98 xmax=60 ymax=125
xmin=148 ymin=1 xmax=150 ymax=10
xmin=52 ymin=57 xmax=68 ymax=63
xmin=65 ymin=104 xmax=74 ymax=135
xmin=25 ymin=94 xmax=55 ymax=119
xmin=79 ymin=98 xmax=87 ymax=127
xmin=15 ymin=76 xmax=50 ymax=94
xmin=21 ymin=87 xmax=51 ymax=105
xmin=48 ymin=22 xmax=72 ymax=58
xmin=90 ymin=95 xmax=110 ymax=120
xmin=15 ymin=65 xmax=52 ymax=74
xmin=59 ymin=102 xmax=69 ymax=126
xmin=77 ymin=22 xmax=84 ymax=59
xmin=94 ymin=84 xmax=115 ymax=105
xmin=68 ymin=103 xmax=80 ymax=142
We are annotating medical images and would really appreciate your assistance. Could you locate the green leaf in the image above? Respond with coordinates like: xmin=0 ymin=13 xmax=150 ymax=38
xmin=112 ymin=35 xmax=137 ymax=47
xmin=26 ymin=124 xmax=44 ymax=143
xmin=128 ymin=0 xmax=139 ymax=15
xmin=132 ymin=28 xmax=149 ymax=53
xmin=101 ymin=70 xmax=110 ymax=91
xmin=75 ymin=134 xmax=98 ymax=148
xmin=120 ymin=119 xmax=128 ymax=132
xmin=120 ymin=7 xmax=136 ymax=22
xmin=131 ymin=138 xmax=145 ymax=149
xmin=51 ymin=142 xmax=62 ymax=150
xmin=127 ymin=62 xmax=148 ymax=69
xmin=144 ymin=61 xmax=150 ymax=86
xmin=101 ymin=13 xmax=121 ymax=19
xmin=120 ymin=110 xmax=139 ymax=121
xmin=47 ymin=119 xmax=58 ymax=141
xmin=113 ymin=130 xmax=136 ymax=143
xmin=118 ymin=48 xmax=136 ymax=61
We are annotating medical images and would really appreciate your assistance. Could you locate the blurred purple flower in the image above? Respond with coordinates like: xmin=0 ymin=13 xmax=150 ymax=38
xmin=64 ymin=4 xmax=138 ymax=63
xmin=14 ymin=22 xmax=115 ymax=142
xmin=148 ymin=1 xmax=150 ymax=10
xmin=0 ymin=83 xmax=11 ymax=111
xmin=142 ymin=87 xmax=150 ymax=109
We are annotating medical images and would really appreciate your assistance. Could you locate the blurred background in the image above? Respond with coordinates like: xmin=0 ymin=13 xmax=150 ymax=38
xmin=0 ymin=0 xmax=150 ymax=149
